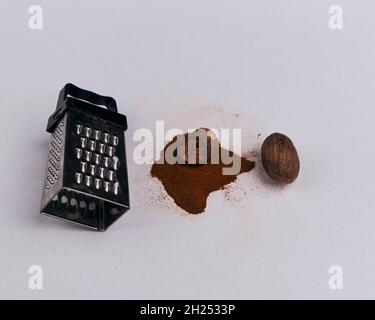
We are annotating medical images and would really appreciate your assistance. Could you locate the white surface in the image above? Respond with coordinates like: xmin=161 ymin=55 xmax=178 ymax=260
xmin=0 ymin=0 xmax=374 ymax=299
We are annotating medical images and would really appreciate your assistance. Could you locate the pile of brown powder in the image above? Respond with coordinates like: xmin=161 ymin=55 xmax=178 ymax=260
xmin=151 ymin=135 xmax=255 ymax=214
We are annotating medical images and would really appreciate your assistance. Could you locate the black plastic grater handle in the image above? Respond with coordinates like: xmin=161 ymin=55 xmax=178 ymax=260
xmin=56 ymin=83 xmax=118 ymax=112
xmin=46 ymin=83 xmax=128 ymax=133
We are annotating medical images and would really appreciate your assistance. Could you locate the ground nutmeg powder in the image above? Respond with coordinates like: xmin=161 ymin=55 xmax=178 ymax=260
xmin=151 ymin=131 xmax=255 ymax=214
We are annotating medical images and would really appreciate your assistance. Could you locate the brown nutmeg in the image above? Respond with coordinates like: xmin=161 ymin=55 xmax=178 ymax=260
xmin=261 ymin=133 xmax=300 ymax=184
xmin=177 ymin=128 xmax=219 ymax=165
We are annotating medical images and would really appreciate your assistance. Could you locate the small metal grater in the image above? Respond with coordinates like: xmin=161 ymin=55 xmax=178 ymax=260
xmin=40 ymin=83 xmax=130 ymax=231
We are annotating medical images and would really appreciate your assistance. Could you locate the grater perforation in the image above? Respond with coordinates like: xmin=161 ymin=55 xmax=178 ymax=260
xmin=44 ymin=120 xmax=65 ymax=191
xmin=73 ymin=120 xmax=122 ymax=196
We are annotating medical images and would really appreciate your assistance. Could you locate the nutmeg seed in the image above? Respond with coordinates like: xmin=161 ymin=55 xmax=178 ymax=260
xmin=261 ymin=133 xmax=300 ymax=184
xmin=177 ymin=128 xmax=219 ymax=165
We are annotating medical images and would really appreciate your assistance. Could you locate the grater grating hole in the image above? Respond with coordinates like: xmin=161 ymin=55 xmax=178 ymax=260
xmin=106 ymin=145 xmax=115 ymax=157
xmin=103 ymin=130 xmax=110 ymax=143
xmin=79 ymin=201 xmax=86 ymax=209
xmin=93 ymin=128 xmax=101 ymax=140
xmin=61 ymin=196 xmax=68 ymax=204
xmin=89 ymin=164 xmax=96 ymax=176
xmin=113 ymin=182 xmax=120 ymax=195
xmin=98 ymin=143 xmax=105 ymax=154
xmin=80 ymin=162 xmax=87 ymax=173
xmin=108 ymin=170 xmax=114 ymax=181
xmin=94 ymin=177 xmax=101 ymax=189
xmin=104 ymin=180 xmax=110 ymax=192
xmin=103 ymin=156 xmax=110 ymax=168
xmin=75 ymin=172 xmax=83 ymax=184
xmin=112 ymin=135 xmax=119 ymax=146
xmin=112 ymin=156 xmax=119 ymax=170
xmin=84 ymin=126 xmax=92 ymax=138
xmin=76 ymin=123 xmax=83 ymax=135
xmin=89 ymin=139 xmax=96 ymax=151
xmin=98 ymin=167 xmax=105 ymax=179
xmin=85 ymin=175 xmax=92 ymax=187
xmin=76 ymin=147 xmax=82 ymax=159
xmin=80 ymin=137 xmax=87 ymax=148
xmin=93 ymin=153 xmax=101 ymax=165
xmin=84 ymin=150 xmax=91 ymax=162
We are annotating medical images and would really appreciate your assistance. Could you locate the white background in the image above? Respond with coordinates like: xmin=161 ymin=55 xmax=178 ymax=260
xmin=0 ymin=0 xmax=374 ymax=299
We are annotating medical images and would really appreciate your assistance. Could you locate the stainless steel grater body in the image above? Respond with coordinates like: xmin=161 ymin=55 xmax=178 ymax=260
xmin=40 ymin=84 xmax=130 ymax=231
